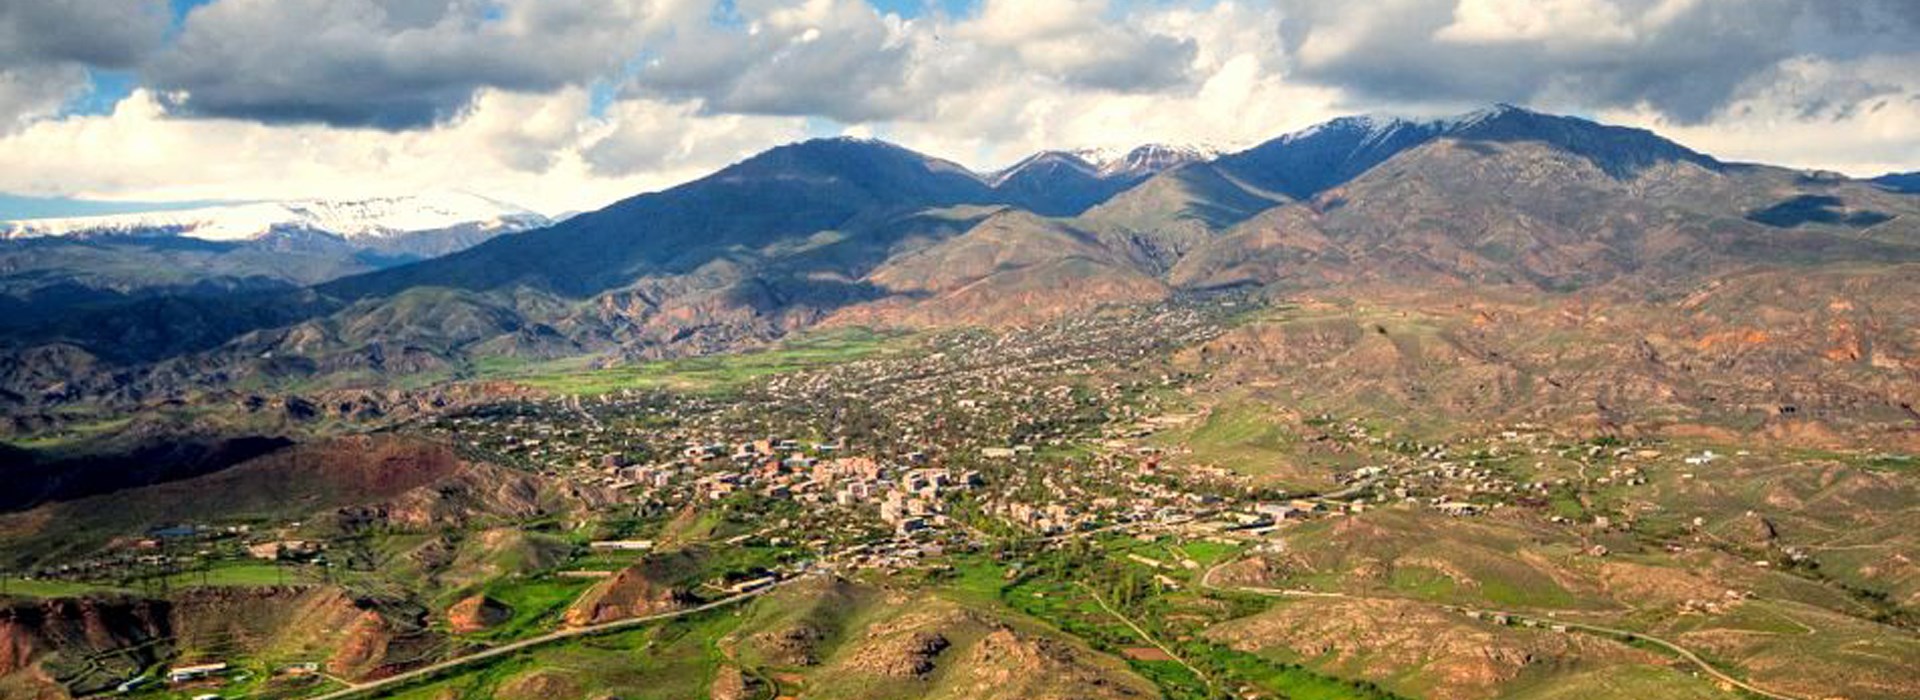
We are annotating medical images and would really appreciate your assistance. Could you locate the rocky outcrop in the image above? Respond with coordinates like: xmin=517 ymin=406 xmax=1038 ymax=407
xmin=445 ymin=595 xmax=511 ymax=634
xmin=564 ymin=557 xmax=697 ymax=627
xmin=0 ymin=586 xmax=439 ymax=697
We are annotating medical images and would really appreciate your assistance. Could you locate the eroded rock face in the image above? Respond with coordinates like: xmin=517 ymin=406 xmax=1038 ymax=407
xmin=848 ymin=630 xmax=950 ymax=679
xmin=754 ymin=622 xmax=826 ymax=666
xmin=948 ymin=627 xmax=1155 ymax=700
xmin=708 ymin=664 xmax=755 ymax=700
xmin=0 ymin=596 xmax=168 ymax=682
xmin=564 ymin=564 xmax=693 ymax=627
xmin=445 ymin=595 xmax=511 ymax=634
xmin=497 ymin=669 xmax=584 ymax=700
xmin=0 ymin=586 xmax=440 ymax=697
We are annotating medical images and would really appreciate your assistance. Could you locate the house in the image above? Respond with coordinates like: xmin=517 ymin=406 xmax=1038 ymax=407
xmin=727 ymin=575 xmax=779 ymax=594
xmin=589 ymin=540 xmax=654 ymax=551
xmin=168 ymin=663 xmax=229 ymax=683
xmin=1254 ymin=503 xmax=1302 ymax=522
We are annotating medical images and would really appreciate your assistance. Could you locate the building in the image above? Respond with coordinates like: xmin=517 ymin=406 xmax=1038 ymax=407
xmin=168 ymin=663 xmax=229 ymax=683
xmin=589 ymin=540 xmax=654 ymax=551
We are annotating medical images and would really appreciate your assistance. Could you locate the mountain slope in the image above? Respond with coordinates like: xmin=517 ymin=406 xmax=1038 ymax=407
xmin=1174 ymin=131 xmax=1915 ymax=292
xmin=4 ymin=106 xmax=1917 ymax=417
xmin=987 ymin=145 xmax=1219 ymax=217
xmin=837 ymin=209 xmax=1169 ymax=326
xmin=1870 ymin=171 xmax=1920 ymax=194
xmin=1212 ymin=104 xmax=1721 ymax=202
xmin=325 ymin=138 xmax=1000 ymax=300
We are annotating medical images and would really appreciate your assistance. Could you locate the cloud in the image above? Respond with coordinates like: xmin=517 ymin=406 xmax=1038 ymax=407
xmin=144 ymin=0 xmax=673 ymax=129
xmin=624 ymin=0 xmax=1200 ymax=124
xmin=1603 ymin=53 xmax=1920 ymax=176
xmin=1434 ymin=0 xmax=1635 ymax=45
xmin=0 ymin=87 xmax=805 ymax=214
xmin=1276 ymin=0 xmax=1920 ymax=124
xmin=0 ymin=0 xmax=169 ymax=129
xmin=630 ymin=0 xmax=929 ymax=122
xmin=1 ymin=0 xmax=1916 ymax=220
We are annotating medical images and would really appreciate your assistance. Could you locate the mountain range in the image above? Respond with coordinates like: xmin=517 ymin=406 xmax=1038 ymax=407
xmin=0 ymin=104 xmax=1914 ymax=417
xmin=0 ymin=192 xmax=550 ymax=340
xmin=2 ymin=191 xmax=548 ymax=245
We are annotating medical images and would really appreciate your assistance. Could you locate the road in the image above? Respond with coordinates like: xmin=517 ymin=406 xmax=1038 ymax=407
xmin=1199 ymin=553 xmax=1804 ymax=700
xmin=1462 ymin=608 xmax=1807 ymax=700
xmin=1079 ymin=583 xmax=1215 ymax=694
xmin=307 ymin=576 xmax=800 ymax=700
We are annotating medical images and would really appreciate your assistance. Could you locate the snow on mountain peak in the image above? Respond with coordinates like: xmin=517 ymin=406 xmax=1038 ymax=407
xmin=2 ymin=191 xmax=549 ymax=243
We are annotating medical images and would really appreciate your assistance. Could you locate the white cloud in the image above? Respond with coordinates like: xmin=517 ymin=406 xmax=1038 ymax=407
xmin=1602 ymin=54 xmax=1920 ymax=176
xmin=0 ymin=0 xmax=1915 ymax=220
xmin=1435 ymin=0 xmax=1635 ymax=45
xmin=0 ymin=88 xmax=805 ymax=214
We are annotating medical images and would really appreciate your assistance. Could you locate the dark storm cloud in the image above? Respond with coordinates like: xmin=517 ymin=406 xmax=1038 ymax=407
xmin=0 ymin=0 xmax=169 ymax=126
xmin=143 ymin=0 xmax=658 ymax=130
xmin=1276 ymin=0 xmax=1920 ymax=124
xmin=0 ymin=0 xmax=170 ymax=68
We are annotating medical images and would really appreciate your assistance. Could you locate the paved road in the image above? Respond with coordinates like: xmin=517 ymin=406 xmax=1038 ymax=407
xmin=308 ymin=577 xmax=798 ymax=700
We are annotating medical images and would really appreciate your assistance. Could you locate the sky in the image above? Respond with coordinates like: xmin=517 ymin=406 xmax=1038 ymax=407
xmin=0 ymin=0 xmax=1915 ymax=218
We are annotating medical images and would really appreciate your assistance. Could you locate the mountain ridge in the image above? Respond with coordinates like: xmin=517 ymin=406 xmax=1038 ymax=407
xmin=1 ymin=104 xmax=1914 ymax=414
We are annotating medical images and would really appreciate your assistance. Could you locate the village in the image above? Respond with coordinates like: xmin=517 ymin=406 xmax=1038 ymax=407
xmin=1 ymin=296 xmax=1743 ymax=700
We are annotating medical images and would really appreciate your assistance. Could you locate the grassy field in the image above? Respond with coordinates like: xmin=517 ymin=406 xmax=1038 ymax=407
xmin=369 ymin=606 xmax=742 ymax=700
xmin=1161 ymin=400 xmax=1295 ymax=478
xmin=476 ymin=327 xmax=908 ymax=395
xmin=157 ymin=561 xmax=311 ymax=589
xmin=935 ymin=536 xmax=1400 ymax=700
xmin=4 ymin=414 xmax=134 ymax=451
xmin=0 ymin=577 xmax=131 ymax=598
xmin=465 ymin=576 xmax=597 ymax=642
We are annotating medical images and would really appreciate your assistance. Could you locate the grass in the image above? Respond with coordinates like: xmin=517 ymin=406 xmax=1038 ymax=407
xmin=366 ymin=604 xmax=743 ymax=700
xmin=1162 ymin=400 xmax=1300 ymax=480
xmin=1387 ymin=565 xmax=1459 ymax=599
xmin=476 ymin=327 xmax=907 ymax=395
xmin=0 ymin=577 xmax=131 ymax=598
xmin=5 ymin=415 xmax=134 ymax=451
xmin=1193 ymin=643 xmax=1404 ymax=700
xmin=949 ymin=538 xmax=1397 ymax=700
xmin=1501 ymin=662 xmax=1733 ymax=700
xmin=466 ymin=576 xmax=597 ymax=642
xmin=156 ymin=561 xmax=309 ymax=589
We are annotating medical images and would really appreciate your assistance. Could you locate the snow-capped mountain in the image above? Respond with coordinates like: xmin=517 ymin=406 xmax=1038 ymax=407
xmin=1075 ymin=143 xmax=1224 ymax=179
xmin=987 ymin=143 xmax=1223 ymax=187
xmin=982 ymin=143 xmax=1225 ymax=216
xmin=2 ymin=191 xmax=550 ymax=243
